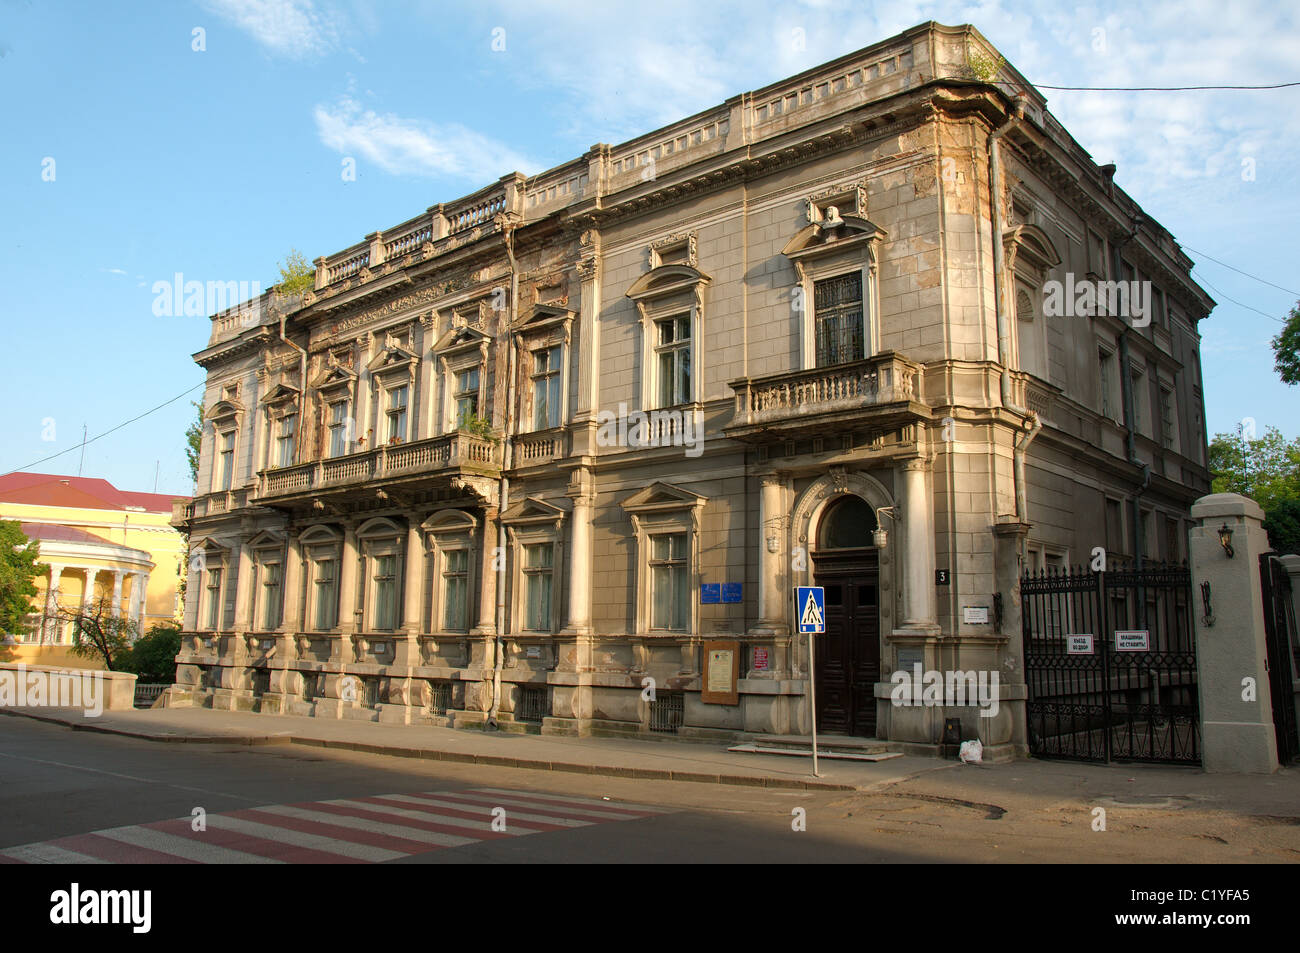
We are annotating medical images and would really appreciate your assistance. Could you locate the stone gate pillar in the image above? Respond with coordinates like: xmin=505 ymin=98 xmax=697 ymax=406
xmin=1188 ymin=493 xmax=1278 ymax=773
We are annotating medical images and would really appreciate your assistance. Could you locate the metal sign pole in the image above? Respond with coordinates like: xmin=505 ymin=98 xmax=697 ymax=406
xmin=808 ymin=626 xmax=819 ymax=778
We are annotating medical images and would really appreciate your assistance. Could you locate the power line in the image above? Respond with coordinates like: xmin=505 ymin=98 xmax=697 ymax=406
xmin=1 ymin=382 xmax=205 ymax=478
xmin=1032 ymin=81 xmax=1300 ymax=91
xmin=1192 ymin=270 xmax=1288 ymax=324
xmin=1181 ymin=245 xmax=1299 ymax=297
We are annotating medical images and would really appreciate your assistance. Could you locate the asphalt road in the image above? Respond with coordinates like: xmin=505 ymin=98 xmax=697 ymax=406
xmin=2 ymin=717 xmax=1297 ymax=864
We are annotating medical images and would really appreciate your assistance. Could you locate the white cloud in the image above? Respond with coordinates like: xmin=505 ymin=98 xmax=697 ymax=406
xmin=202 ymin=0 xmax=339 ymax=58
xmin=314 ymin=97 xmax=541 ymax=180
xmin=100 ymin=267 xmax=128 ymax=276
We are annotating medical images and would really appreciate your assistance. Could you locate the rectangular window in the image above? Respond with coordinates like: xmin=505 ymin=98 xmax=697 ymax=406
xmin=455 ymin=369 xmax=480 ymax=427
xmin=328 ymin=402 xmax=349 ymax=457
xmin=442 ymin=549 xmax=469 ymax=631
xmin=1131 ymin=366 xmax=1147 ymax=434
xmin=261 ymin=561 xmax=281 ymax=630
xmin=532 ymin=346 xmax=563 ymax=430
xmin=1159 ymin=385 xmax=1177 ymax=450
xmin=276 ymin=414 xmax=296 ymax=468
xmin=813 ymin=273 xmax=864 ymax=367
xmin=218 ymin=431 xmax=235 ymax=490
xmin=655 ymin=315 xmax=692 ymax=407
xmin=313 ymin=559 xmax=337 ymax=630
xmin=650 ymin=533 xmax=688 ymax=630
xmin=205 ymin=568 xmax=222 ymax=630
xmin=1105 ymin=499 xmax=1125 ymax=561
xmin=1098 ymin=348 xmax=1116 ymax=420
xmin=523 ymin=543 xmax=553 ymax=631
xmin=386 ymin=385 xmax=408 ymax=442
xmin=373 ymin=554 xmax=397 ymax=631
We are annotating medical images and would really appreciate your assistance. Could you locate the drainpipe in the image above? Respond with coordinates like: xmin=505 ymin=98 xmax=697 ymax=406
xmin=987 ymin=94 xmax=1041 ymax=526
xmin=488 ymin=222 xmax=520 ymax=726
xmin=1112 ymin=220 xmax=1149 ymax=568
xmin=278 ymin=313 xmax=308 ymax=459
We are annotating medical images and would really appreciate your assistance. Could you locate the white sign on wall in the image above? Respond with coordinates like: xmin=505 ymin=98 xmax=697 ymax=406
xmin=1066 ymin=634 xmax=1095 ymax=655
xmin=1115 ymin=630 xmax=1150 ymax=652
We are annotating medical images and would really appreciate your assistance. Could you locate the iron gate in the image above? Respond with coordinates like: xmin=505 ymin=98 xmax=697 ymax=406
xmin=1259 ymin=554 xmax=1300 ymax=763
xmin=1021 ymin=561 xmax=1199 ymax=764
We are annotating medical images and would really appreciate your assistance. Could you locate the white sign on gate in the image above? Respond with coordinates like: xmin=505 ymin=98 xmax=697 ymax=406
xmin=1115 ymin=629 xmax=1150 ymax=652
xmin=1066 ymin=634 xmax=1095 ymax=655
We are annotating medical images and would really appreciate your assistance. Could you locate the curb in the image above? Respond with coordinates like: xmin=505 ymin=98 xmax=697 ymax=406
xmin=0 ymin=707 xmax=857 ymax=792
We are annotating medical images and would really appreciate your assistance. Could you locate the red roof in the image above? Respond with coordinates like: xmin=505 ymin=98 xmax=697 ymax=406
xmin=0 ymin=472 xmax=189 ymax=514
xmin=18 ymin=522 xmax=114 ymax=546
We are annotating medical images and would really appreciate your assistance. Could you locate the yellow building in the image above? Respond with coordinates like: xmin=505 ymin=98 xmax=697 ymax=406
xmin=0 ymin=472 xmax=191 ymax=669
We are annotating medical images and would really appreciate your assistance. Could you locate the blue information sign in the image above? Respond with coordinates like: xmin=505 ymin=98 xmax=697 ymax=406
xmin=721 ymin=582 xmax=742 ymax=604
xmin=700 ymin=583 xmax=721 ymax=604
xmin=796 ymin=586 xmax=826 ymax=634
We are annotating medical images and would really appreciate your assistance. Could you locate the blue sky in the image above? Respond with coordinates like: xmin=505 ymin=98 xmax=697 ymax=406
xmin=1 ymin=0 xmax=1296 ymax=497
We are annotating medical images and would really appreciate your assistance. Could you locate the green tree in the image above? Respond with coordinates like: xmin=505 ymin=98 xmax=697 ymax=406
xmin=274 ymin=248 xmax=315 ymax=298
xmin=1271 ymin=302 xmax=1300 ymax=386
xmin=116 ymin=622 xmax=182 ymax=684
xmin=0 ymin=520 xmax=45 ymax=642
xmin=1209 ymin=425 xmax=1300 ymax=553
xmin=59 ymin=596 xmax=137 ymax=670
xmin=185 ymin=400 xmax=204 ymax=487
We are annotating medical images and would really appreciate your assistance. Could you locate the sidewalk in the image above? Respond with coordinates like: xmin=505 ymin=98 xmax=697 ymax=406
xmin=0 ymin=705 xmax=944 ymax=792
xmin=4 ymin=705 xmax=1298 ymax=816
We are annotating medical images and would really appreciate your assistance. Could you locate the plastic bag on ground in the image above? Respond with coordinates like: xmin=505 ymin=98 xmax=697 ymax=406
xmin=959 ymin=739 xmax=983 ymax=764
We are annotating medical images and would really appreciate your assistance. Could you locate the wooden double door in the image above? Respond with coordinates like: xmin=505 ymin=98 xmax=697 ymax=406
xmin=813 ymin=551 xmax=881 ymax=737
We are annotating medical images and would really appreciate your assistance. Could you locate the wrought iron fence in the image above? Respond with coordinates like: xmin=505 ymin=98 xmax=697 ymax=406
xmin=1021 ymin=561 xmax=1199 ymax=764
xmin=133 ymin=683 xmax=169 ymax=709
xmin=1260 ymin=554 xmax=1300 ymax=763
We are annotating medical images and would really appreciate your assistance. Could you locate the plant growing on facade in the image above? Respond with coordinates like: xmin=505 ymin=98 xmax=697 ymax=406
xmin=458 ymin=412 xmax=497 ymax=440
xmin=273 ymin=248 xmax=315 ymax=301
xmin=966 ymin=44 xmax=1005 ymax=82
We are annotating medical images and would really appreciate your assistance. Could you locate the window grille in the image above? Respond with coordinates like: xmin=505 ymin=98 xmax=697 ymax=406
xmin=428 ymin=680 xmax=453 ymax=715
xmin=517 ymin=685 xmax=548 ymax=723
xmin=649 ymin=692 xmax=684 ymax=733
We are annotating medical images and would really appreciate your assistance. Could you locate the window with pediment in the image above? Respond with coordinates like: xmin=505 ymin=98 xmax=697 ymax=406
xmin=422 ymin=509 xmax=478 ymax=634
xmin=312 ymin=350 xmax=358 ymax=459
xmin=356 ymin=517 xmax=404 ymax=633
xmin=260 ymin=382 xmax=300 ymax=470
xmin=432 ymin=317 xmax=491 ymax=434
xmin=299 ymin=525 xmax=342 ymax=632
xmin=205 ymin=395 xmax=244 ymax=493
xmin=1003 ymin=223 xmax=1061 ymax=383
xmin=192 ymin=538 xmax=231 ymax=632
xmin=783 ymin=203 xmax=885 ymax=371
xmin=502 ymin=497 xmax=567 ymax=635
xmin=248 ymin=531 xmax=286 ymax=631
xmin=513 ymin=304 xmax=574 ymax=434
xmin=367 ymin=327 xmax=419 ymax=445
xmin=627 ymin=263 xmax=709 ymax=411
xmin=621 ymin=482 xmax=706 ymax=636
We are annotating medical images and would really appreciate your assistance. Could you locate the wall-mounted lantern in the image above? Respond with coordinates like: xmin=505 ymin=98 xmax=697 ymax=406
xmin=1218 ymin=523 xmax=1235 ymax=559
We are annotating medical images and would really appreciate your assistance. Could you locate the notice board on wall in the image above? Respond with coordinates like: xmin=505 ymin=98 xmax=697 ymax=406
xmin=701 ymin=640 xmax=740 ymax=705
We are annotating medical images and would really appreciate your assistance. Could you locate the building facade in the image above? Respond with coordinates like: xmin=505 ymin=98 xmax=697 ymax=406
xmin=169 ymin=22 xmax=1213 ymax=755
xmin=1 ymin=473 xmax=190 ymax=668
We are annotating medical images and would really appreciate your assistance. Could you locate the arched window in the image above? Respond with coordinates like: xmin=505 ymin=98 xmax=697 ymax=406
xmin=817 ymin=496 xmax=877 ymax=550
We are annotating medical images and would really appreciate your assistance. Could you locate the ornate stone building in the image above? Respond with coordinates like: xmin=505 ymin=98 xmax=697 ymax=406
xmin=169 ymin=22 xmax=1212 ymax=756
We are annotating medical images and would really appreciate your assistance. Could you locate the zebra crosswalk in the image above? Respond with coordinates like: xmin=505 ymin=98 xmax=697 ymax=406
xmin=0 ymin=787 xmax=667 ymax=864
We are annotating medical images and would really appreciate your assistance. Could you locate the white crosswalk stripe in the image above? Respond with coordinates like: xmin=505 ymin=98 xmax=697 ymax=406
xmin=0 ymin=786 xmax=668 ymax=864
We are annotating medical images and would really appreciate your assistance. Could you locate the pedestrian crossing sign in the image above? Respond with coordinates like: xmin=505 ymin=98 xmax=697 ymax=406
xmin=796 ymin=586 xmax=825 ymax=634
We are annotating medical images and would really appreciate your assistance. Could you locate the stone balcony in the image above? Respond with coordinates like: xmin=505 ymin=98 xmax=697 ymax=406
xmin=725 ymin=351 xmax=928 ymax=442
xmin=255 ymin=431 xmax=502 ymax=507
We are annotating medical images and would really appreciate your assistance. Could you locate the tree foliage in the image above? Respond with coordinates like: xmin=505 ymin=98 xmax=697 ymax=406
xmin=185 ymin=400 xmax=204 ymax=488
xmin=60 ymin=597 xmax=138 ymax=670
xmin=274 ymin=248 xmax=315 ymax=298
xmin=0 ymin=520 xmax=44 ymax=638
xmin=116 ymin=623 xmax=182 ymax=684
xmin=1271 ymin=301 xmax=1300 ymax=386
xmin=1209 ymin=425 xmax=1300 ymax=554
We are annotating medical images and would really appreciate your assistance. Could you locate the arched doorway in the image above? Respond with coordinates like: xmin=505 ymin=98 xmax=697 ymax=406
xmin=812 ymin=494 xmax=880 ymax=737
